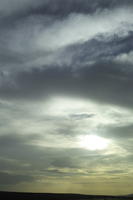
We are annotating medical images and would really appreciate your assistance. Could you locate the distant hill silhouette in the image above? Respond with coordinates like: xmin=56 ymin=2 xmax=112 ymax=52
xmin=126 ymin=194 xmax=133 ymax=197
xmin=0 ymin=192 xmax=133 ymax=200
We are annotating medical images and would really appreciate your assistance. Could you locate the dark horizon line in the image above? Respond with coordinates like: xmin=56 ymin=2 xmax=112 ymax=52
xmin=0 ymin=191 xmax=132 ymax=198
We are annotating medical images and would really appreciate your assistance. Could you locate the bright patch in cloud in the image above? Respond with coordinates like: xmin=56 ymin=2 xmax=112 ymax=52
xmin=79 ymin=135 xmax=109 ymax=151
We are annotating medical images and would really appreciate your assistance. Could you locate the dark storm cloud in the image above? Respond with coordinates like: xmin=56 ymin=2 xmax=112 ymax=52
xmin=0 ymin=157 xmax=30 ymax=171
xmin=0 ymin=134 xmax=40 ymax=147
xmin=0 ymin=29 xmax=133 ymax=108
xmin=0 ymin=1 xmax=133 ymax=75
xmin=0 ymin=0 xmax=43 ymax=16
xmin=0 ymin=134 xmax=57 ymax=169
xmin=26 ymin=0 xmax=114 ymax=18
xmin=0 ymin=172 xmax=34 ymax=185
xmin=2 ymin=0 xmax=133 ymax=19
xmin=0 ymin=134 xmax=51 ymax=167
xmin=65 ymin=31 xmax=133 ymax=67
xmin=103 ymin=124 xmax=133 ymax=139
xmin=51 ymin=156 xmax=82 ymax=169
xmin=1 ymin=60 xmax=132 ymax=108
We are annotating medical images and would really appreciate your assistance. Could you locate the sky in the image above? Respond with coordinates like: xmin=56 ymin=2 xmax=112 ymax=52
xmin=0 ymin=0 xmax=133 ymax=196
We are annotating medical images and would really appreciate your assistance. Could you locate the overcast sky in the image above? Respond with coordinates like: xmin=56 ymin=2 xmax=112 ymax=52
xmin=0 ymin=0 xmax=133 ymax=196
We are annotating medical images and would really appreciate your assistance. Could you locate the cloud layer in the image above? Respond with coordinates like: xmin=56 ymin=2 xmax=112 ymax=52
xmin=0 ymin=0 xmax=133 ymax=195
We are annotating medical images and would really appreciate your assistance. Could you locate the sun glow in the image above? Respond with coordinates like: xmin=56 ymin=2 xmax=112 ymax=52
xmin=79 ymin=135 xmax=109 ymax=150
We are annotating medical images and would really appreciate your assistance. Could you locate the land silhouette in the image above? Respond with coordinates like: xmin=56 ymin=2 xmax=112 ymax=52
xmin=0 ymin=192 xmax=133 ymax=200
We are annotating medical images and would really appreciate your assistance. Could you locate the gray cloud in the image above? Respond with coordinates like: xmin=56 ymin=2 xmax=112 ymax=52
xmin=0 ymin=27 xmax=133 ymax=108
xmin=0 ymin=172 xmax=34 ymax=185
xmin=1 ymin=0 xmax=133 ymax=19
xmin=1 ymin=60 xmax=132 ymax=108
xmin=103 ymin=124 xmax=133 ymax=139
xmin=0 ymin=0 xmax=133 ymax=194
xmin=106 ymin=170 xmax=126 ymax=174
xmin=69 ymin=113 xmax=95 ymax=120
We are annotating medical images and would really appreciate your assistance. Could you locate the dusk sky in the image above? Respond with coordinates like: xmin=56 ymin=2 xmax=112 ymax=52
xmin=0 ymin=0 xmax=133 ymax=195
